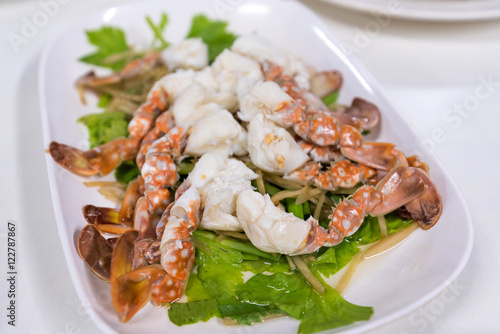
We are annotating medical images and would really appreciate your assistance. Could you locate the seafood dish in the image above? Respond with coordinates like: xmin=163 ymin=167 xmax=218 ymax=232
xmin=46 ymin=12 xmax=441 ymax=334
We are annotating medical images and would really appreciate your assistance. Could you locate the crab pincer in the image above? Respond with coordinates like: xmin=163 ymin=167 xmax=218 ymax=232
xmin=77 ymin=224 xmax=114 ymax=281
xmin=110 ymin=230 xmax=167 ymax=322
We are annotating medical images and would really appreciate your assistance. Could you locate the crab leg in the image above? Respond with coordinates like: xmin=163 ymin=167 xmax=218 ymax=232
xmin=135 ymin=111 xmax=176 ymax=169
xmin=262 ymin=60 xmax=381 ymax=132
xmin=259 ymin=61 xmax=398 ymax=176
xmin=49 ymin=86 xmax=169 ymax=176
xmin=237 ymin=164 xmax=442 ymax=255
xmin=160 ymin=186 xmax=199 ymax=284
xmin=296 ymin=138 xmax=342 ymax=163
xmin=77 ymin=52 xmax=163 ymax=88
xmin=323 ymin=165 xmax=440 ymax=245
xmin=90 ymin=125 xmax=195 ymax=318
xmin=245 ymin=62 xmax=398 ymax=178
xmin=125 ymin=126 xmax=189 ymax=279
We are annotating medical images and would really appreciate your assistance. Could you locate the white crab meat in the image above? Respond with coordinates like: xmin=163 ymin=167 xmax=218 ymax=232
xmin=161 ymin=38 xmax=208 ymax=70
xmin=194 ymin=67 xmax=241 ymax=112
xmin=236 ymin=190 xmax=316 ymax=255
xmin=238 ymin=81 xmax=296 ymax=123
xmin=186 ymin=152 xmax=257 ymax=188
xmin=171 ymin=83 xmax=220 ymax=127
xmin=148 ymin=69 xmax=197 ymax=104
xmin=210 ymin=49 xmax=263 ymax=111
xmin=232 ymin=34 xmax=288 ymax=70
xmin=232 ymin=34 xmax=312 ymax=91
xmin=236 ymin=77 xmax=263 ymax=105
xmin=182 ymin=153 xmax=257 ymax=231
xmin=185 ymin=109 xmax=248 ymax=157
xmin=247 ymin=114 xmax=309 ymax=174
xmin=200 ymin=174 xmax=253 ymax=231
xmin=286 ymin=54 xmax=312 ymax=92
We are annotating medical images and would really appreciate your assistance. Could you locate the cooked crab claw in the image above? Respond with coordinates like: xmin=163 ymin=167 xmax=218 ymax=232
xmin=49 ymin=141 xmax=100 ymax=176
xmin=111 ymin=230 xmax=163 ymax=323
xmin=83 ymin=205 xmax=119 ymax=225
xmin=404 ymin=168 xmax=442 ymax=230
xmin=341 ymin=142 xmax=398 ymax=171
xmin=77 ymin=224 xmax=113 ymax=281
xmin=407 ymin=155 xmax=430 ymax=174
xmin=83 ymin=205 xmax=133 ymax=234
xmin=113 ymin=265 xmax=165 ymax=323
xmin=49 ymin=139 xmax=126 ymax=176
xmin=369 ymin=166 xmax=427 ymax=216
xmin=118 ymin=179 xmax=141 ymax=226
xmin=77 ymin=52 xmax=163 ymax=88
xmin=331 ymin=98 xmax=381 ymax=130
xmin=309 ymin=70 xmax=343 ymax=98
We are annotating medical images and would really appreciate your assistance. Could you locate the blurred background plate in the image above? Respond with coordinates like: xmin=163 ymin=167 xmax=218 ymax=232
xmin=317 ymin=0 xmax=500 ymax=21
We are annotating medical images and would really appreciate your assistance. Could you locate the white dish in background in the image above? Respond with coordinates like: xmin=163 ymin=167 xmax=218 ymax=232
xmin=318 ymin=0 xmax=500 ymax=21
xmin=39 ymin=0 xmax=473 ymax=333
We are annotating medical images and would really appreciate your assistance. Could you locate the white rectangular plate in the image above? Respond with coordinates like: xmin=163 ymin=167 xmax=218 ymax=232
xmin=39 ymin=0 xmax=473 ymax=333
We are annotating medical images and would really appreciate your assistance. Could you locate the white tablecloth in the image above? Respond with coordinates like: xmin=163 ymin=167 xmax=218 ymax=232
xmin=0 ymin=0 xmax=498 ymax=332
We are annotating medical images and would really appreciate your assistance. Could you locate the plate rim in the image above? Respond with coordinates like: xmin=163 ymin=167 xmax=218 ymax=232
xmin=38 ymin=0 xmax=474 ymax=333
xmin=317 ymin=0 xmax=500 ymax=21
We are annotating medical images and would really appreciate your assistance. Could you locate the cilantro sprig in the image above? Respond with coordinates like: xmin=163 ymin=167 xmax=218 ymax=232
xmin=186 ymin=14 xmax=237 ymax=62
xmin=146 ymin=13 xmax=170 ymax=50
xmin=79 ymin=26 xmax=132 ymax=71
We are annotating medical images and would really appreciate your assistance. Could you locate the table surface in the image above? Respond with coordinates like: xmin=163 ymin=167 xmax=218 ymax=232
xmin=0 ymin=0 xmax=499 ymax=333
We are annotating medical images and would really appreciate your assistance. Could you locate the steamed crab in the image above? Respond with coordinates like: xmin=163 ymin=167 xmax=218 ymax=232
xmin=49 ymin=33 xmax=441 ymax=322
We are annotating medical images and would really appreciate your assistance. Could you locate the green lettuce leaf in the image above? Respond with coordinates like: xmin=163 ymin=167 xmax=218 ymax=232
xmin=308 ymin=240 xmax=360 ymax=278
xmin=197 ymin=253 xmax=243 ymax=304
xmin=218 ymin=303 xmax=284 ymax=325
xmin=79 ymin=26 xmax=130 ymax=71
xmin=238 ymin=273 xmax=311 ymax=319
xmin=386 ymin=212 xmax=413 ymax=234
xmin=348 ymin=216 xmax=382 ymax=245
xmin=186 ymin=14 xmax=237 ymax=62
xmin=298 ymin=286 xmax=373 ymax=334
xmin=321 ymin=91 xmax=339 ymax=107
xmin=240 ymin=260 xmax=291 ymax=274
xmin=78 ymin=111 xmax=129 ymax=148
xmin=193 ymin=235 xmax=244 ymax=304
xmin=192 ymin=233 xmax=244 ymax=264
xmin=114 ymin=160 xmax=141 ymax=184
xmin=237 ymin=272 xmax=373 ymax=333
xmin=185 ymin=272 xmax=214 ymax=303
xmin=168 ymin=298 xmax=220 ymax=326
xmin=346 ymin=213 xmax=413 ymax=246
